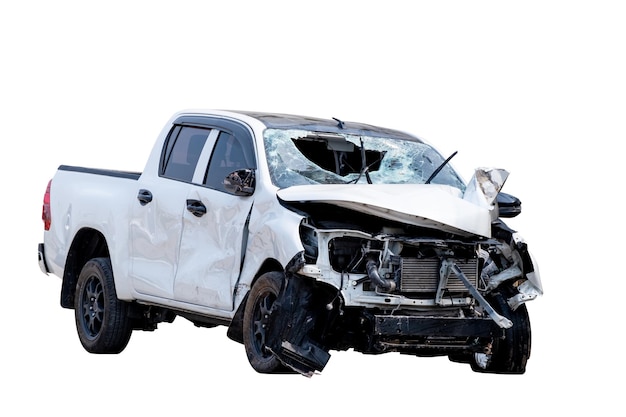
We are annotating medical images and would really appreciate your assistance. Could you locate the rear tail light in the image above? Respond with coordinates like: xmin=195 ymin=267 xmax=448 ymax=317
xmin=42 ymin=179 xmax=52 ymax=231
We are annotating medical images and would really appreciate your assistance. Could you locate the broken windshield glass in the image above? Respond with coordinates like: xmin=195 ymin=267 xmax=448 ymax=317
xmin=264 ymin=128 xmax=466 ymax=191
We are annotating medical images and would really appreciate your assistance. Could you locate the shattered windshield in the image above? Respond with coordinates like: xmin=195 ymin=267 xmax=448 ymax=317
xmin=264 ymin=129 xmax=466 ymax=191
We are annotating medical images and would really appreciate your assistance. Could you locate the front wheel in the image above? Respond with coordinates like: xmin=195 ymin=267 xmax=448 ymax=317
xmin=472 ymin=285 xmax=532 ymax=374
xmin=242 ymin=272 xmax=290 ymax=373
xmin=74 ymin=257 xmax=132 ymax=353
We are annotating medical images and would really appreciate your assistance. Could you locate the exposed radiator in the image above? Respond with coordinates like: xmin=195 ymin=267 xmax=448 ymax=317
xmin=399 ymin=258 xmax=478 ymax=292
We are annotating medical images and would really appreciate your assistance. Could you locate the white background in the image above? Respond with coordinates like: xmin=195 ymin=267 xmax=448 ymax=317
xmin=1 ymin=1 xmax=623 ymax=415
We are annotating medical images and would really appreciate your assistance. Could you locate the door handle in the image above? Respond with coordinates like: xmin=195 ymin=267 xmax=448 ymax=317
xmin=186 ymin=199 xmax=207 ymax=217
xmin=137 ymin=189 xmax=153 ymax=206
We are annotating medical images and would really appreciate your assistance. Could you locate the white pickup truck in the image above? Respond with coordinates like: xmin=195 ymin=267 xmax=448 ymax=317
xmin=38 ymin=109 xmax=542 ymax=376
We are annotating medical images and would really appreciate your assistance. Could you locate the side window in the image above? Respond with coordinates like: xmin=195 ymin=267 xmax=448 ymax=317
xmin=204 ymin=131 xmax=254 ymax=191
xmin=161 ymin=126 xmax=210 ymax=182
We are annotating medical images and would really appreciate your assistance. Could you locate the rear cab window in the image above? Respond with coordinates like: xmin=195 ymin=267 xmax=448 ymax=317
xmin=161 ymin=126 xmax=211 ymax=182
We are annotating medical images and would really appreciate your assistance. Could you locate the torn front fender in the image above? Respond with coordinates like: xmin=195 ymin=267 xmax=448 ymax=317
xmin=464 ymin=168 xmax=509 ymax=220
xmin=265 ymin=254 xmax=332 ymax=377
xmin=485 ymin=221 xmax=543 ymax=310
xmin=513 ymin=233 xmax=543 ymax=295
xmin=507 ymin=235 xmax=543 ymax=310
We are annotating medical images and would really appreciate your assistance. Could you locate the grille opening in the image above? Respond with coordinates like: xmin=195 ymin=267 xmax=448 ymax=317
xmin=399 ymin=258 xmax=479 ymax=293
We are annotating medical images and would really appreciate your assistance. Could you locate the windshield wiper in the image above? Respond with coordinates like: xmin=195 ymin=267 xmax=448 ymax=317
xmin=351 ymin=137 xmax=373 ymax=184
xmin=425 ymin=151 xmax=458 ymax=184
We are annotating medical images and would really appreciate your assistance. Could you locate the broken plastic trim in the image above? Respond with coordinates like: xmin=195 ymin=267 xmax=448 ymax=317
xmin=265 ymin=252 xmax=332 ymax=377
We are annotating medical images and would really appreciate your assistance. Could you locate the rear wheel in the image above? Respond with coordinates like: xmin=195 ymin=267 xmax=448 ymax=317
xmin=74 ymin=257 xmax=132 ymax=353
xmin=472 ymin=285 xmax=531 ymax=374
xmin=243 ymin=272 xmax=290 ymax=373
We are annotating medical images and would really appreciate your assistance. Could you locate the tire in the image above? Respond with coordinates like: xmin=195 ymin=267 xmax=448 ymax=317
xmin=472 ymin=285 xmax=531 ymax=374
xmin=74 ymin=257 xmax=132 ymax=354
xmin=243 ymin=271 xmax=289 ymax=373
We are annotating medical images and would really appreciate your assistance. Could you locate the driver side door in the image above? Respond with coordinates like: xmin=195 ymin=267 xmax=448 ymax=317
xmin=173 ymin=122 xmax=257 ymax=311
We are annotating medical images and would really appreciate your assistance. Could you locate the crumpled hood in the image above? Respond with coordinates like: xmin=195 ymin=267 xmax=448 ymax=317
xmin=277 ymin=183 xmax=493 ymax=237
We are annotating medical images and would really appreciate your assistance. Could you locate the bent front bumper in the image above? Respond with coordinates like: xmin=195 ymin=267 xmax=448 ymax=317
xmin=373 ymin=315 xmax=503 ymax=338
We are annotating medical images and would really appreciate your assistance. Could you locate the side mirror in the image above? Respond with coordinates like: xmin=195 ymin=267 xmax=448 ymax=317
xmin=223 ymin=169 xmax=255 ymax=196
xmin=496 ymin=192 xmax=522 ymax=218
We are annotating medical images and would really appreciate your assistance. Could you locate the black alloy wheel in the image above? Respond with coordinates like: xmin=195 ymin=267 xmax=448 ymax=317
xmin=242 ymin=271 xmax=291 ymax=373
xmin=74 ymin=257 xmax=132 ymax=354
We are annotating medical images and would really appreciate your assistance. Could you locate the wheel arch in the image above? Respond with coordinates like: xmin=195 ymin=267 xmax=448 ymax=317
xmin=227 ymin=257 xmax=284 ymax=344
xmin=227 ymin=253 xmax=343 ymax=346
xmin=60 ymin=227 xmax=110 ymax=309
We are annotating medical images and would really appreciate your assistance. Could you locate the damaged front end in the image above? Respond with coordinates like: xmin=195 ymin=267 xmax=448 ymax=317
xmin=268 ymin=214 xmax=541 ymax=376
xmin=253 ymin=125 xmax=542 ymax=376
